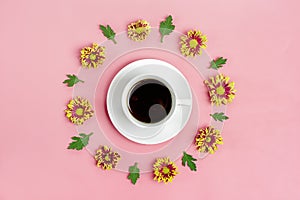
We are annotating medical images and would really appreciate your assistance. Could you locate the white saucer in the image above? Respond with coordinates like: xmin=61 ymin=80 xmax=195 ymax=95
xmin=106 ymin=59 xmax=193 ymax=144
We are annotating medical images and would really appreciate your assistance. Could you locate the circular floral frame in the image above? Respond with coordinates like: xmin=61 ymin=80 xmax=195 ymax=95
xmin=71 ymin=27 xmax=227 ymax=173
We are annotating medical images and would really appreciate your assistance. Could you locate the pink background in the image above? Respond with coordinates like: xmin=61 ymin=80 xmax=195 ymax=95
xmin=1 ymin=0 xmax=299 ymax=199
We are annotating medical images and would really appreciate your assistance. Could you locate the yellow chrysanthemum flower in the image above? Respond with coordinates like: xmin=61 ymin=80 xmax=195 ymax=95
xmin=80 ymin=43 xmax=105 ymax=68
xmin=180 ymin=30 xmax=207 ymax=57
xmin=65 ymin=97 xmax=94 ymax=125
xmin=153 ymin=157 xmax=178 ymax=183
xmin=127 ymin=20 xmax=151 ymax=41
xmin=204 ymin=74 xmax=236 ymax=106
xmin=195 ymin=126 xmax=223 ymax=154
xmin=95 ymin=146 xmax=121 ymax=170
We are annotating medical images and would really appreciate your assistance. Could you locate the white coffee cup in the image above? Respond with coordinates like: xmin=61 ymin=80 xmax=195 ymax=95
xmin=121 ymin=74 xmax=176 ymax=128
xmin=107 ymin=59 xmax=193 ymax=144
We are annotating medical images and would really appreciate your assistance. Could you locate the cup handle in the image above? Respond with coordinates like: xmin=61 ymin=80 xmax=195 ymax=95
xmin=176 ymin=99 xmax=192 ymax=106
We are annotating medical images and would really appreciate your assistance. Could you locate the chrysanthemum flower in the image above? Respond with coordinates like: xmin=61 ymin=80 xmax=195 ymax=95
xmin=204 ymin=74 xmax=236 ymax=106
xmin=195 ymin=126 xmax=223 ymax=154
xmin=180 ymin=30 xmax=207 ymax=57
xmin=127 ymin=20 xmax=151 ymax=41
xmin=95 ymin=146 xmax=121 ymax=170
xmin=153 ymin=157 xmax=178 ymax=183
xmin=80 ymin=43 xmax=105 ymax=68
xmin=65 ymin=97 xmax=94 ymax=125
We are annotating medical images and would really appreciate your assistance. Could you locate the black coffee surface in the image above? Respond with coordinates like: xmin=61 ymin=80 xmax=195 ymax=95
xmin=128 ymin=79 xmax=172 ymax=123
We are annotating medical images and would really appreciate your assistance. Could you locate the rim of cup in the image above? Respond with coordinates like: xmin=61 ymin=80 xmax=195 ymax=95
xmin=121 ymin=74 xmax=176 ymax=128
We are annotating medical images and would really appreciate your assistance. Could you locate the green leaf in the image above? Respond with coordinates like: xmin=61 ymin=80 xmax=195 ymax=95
xmin=210 ymin=112 xmax=229 ymax=122
xmin=182 ymin=152 xmax=197 ymax=171
xmin=127 ymin=163 xmax=140 ymax=185
xmin=159 ymin=15 xmax=175 ymax=43
xmin=63 ymin=74 xmax=84 ymax=87
xmin=210 ymin=57 xmax=227 ymax=70
xmin=99 ymin=24 xmax=117 ymax=44
xmin=67 ymin=132 xmax=93 ymax=150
